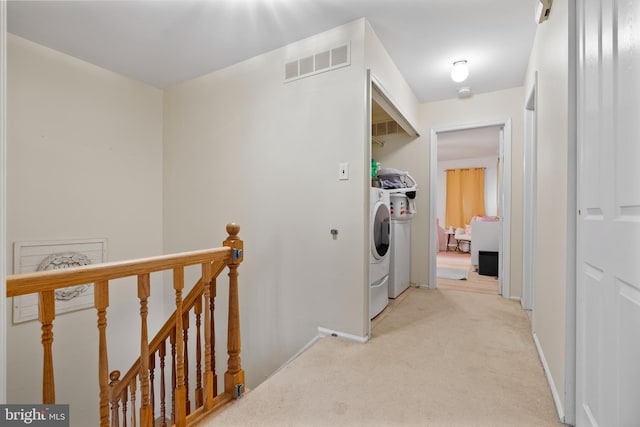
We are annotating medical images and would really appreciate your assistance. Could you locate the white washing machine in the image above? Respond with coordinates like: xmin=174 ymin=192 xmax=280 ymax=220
xmin=370 ymin=187 xmax=391 ymax=319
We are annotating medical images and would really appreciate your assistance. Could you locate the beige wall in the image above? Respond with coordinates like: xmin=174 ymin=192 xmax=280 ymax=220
xmin=163 ymin=18 xmax=421 ymax=389
xmin=524 ymin=0 xmax=570 ymax=416
xmin=6 ymin=35 xmax=165 ymax=424
xmin=373 ymin=87 xmax=524 ymax=297
xmin=4 ymin=18 xmax=423 ymax=416
xmin=364 ymin=22 xmax=421 ymax=131
xmin=163 ymin=20 xmax=371 ymax=388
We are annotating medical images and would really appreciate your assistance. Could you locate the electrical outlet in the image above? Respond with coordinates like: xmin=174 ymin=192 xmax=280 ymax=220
xmin=339 ymin=162 xmax=349 ymax=180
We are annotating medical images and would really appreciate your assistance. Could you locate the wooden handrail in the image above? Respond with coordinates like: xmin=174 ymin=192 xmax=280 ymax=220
xmin=5 ymin=223 xmax=244 ymax=427
xmin=7 ymin=247 xmax=231 ymax=296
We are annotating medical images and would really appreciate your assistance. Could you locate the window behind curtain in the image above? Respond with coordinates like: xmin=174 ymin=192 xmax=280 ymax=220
xmin=445 ymin=168 xmax=486 ymax=229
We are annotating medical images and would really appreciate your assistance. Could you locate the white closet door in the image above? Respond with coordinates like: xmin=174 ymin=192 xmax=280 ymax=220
xmin=576 ymin=1 xmax=640 ymax=426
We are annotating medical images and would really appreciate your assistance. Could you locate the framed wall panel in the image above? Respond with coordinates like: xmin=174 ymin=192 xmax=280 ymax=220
xmin=12 ymin=238 xmax=107 ymax=323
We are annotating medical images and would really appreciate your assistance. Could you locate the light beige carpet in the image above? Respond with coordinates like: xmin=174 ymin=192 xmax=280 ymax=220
xmin=202 ymin=288 xmax=564 ymax=427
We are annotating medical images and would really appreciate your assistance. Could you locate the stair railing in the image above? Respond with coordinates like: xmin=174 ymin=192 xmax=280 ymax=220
xmin=6 ymin=223 xmax=245 ymax=427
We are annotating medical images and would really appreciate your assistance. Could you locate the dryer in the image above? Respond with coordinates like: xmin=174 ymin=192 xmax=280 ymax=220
xmin=388 ymin=192 xmax=412 ymax=298
xmin=370 ymin=187 xmax=391 ymax=319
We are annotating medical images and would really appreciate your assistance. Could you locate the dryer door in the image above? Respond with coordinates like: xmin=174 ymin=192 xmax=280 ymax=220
xmin=372 ymin=202 xmax=390 ymax=260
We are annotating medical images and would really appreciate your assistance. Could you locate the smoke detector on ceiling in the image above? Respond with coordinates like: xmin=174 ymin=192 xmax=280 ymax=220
xmin=457 ymin=87 xmax=472 ymax=98
xmin=536 ymin=0 xmax=553 ymax=23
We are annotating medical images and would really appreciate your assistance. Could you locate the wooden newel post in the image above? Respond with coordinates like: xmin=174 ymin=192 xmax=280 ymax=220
xmin=223 ymin=223 xmax=245 ymax=396
xmin=39 ymin=290 xmax=56 ymax=404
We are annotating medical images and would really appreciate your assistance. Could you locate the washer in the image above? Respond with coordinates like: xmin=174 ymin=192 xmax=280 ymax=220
xmin=370 ymin=187 xmax=391 ymax=319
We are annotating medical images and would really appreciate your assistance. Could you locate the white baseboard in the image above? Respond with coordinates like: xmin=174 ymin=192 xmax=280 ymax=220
xmin=317 ymin=327 xmax=369 ymax=343
xmin=509 ymin=296 xmax=521 ymax=302
xmin=533 ymin=332 xmax=565 ymax=423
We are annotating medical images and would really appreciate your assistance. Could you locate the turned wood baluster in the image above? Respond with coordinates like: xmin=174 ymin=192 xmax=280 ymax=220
xmin=109 ymin=371 xmax=121 ymax=427
xmin=121 ymin=385 xmax=128 ymax=427
xmin=202 ymin=261 xmax=214 ymax=409
xmin=138 ymin=273 xmax=152 ymax=427
xmin=182 ymin=311 xmax=191 ymax=415
xmin=39 ymin=290 xmax=56 ymax=404
xmin=223 ymin=224 xmax=245 ymax=395
xmin=95 ymin=281 xmax=110 ymax=426
xmin=210 ymin=277 xmax=217 ymax=397
xmin=130 ymin=376 xmax=137 ymax=427
xmin=159 ymin=341 xmax=167 ymax=427
xmin=194 ymin=296 xmax=203 ymax=408
xmin=170 ymin=332 xmax=176 ymax=425
xmin=173 ymin=267 xmax=187 ymax=427
xmin=149 ymin=352 xmax=156 ymax=423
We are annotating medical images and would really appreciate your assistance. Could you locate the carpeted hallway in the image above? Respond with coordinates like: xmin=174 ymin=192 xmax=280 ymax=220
xmin=203 ymin=288 xmax=564 ymax=426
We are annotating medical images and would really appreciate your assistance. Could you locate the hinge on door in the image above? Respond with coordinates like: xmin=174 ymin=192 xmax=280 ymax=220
xmin=234 ymin=383 xmax=245 ymax=399
xmin=232 ymin=248 xmax=243 ymax=261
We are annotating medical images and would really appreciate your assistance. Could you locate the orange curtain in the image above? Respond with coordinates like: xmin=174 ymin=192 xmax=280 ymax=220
xmin=445 ymin=168 xmax=486 ymax=229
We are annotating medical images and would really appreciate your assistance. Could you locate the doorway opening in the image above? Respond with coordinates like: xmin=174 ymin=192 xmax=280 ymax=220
xmin=428 ymin=120 xmax=512 ymax=298
xmin=435 ymin=126 xmax=501 ymax=295
xmin=365 ymin=71 xmax=420 ymax=337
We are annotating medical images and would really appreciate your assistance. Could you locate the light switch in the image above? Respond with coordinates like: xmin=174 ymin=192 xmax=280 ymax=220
xmin=339 ymin=162 xmax=349 ymax=180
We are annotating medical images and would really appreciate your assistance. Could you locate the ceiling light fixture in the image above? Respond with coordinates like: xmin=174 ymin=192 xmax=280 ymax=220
xmin=451 ymin=60 xmax=469 ymax=83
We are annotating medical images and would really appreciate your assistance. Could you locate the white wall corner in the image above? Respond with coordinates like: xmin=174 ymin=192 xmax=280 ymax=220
xmin=533 ymin=333 xmax=565 ymax=423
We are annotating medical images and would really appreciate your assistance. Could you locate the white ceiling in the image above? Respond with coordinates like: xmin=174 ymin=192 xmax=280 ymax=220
xmin=7 ymin=0 xmax=538 ymax=103
xmin=437 ymin=126 xmax=501 ymax=162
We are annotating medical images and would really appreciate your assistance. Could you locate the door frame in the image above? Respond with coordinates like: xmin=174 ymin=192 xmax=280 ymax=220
xmin=429 ymin=119 xmax=512 ymax=299
xmin=522 ymin=73 xmax=538 ymax=314
xmin=0 ymin=0 xmax=7 ymax=403
xmin=564 ymin=0 xmax=577 ymax=423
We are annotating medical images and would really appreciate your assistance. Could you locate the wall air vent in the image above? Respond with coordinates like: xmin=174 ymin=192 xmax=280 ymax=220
xmin=284 ymin=42 xmax=350 ymax=83
xmin=285 ymin=61 xmax=299 ymax=80
xmin=299 ymin=55 xmax=314 ymax=75
xmin=331 ymin=45 xmax=349 ymax=66
xmin=372 ymin=120 xmax=407 ymax=138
